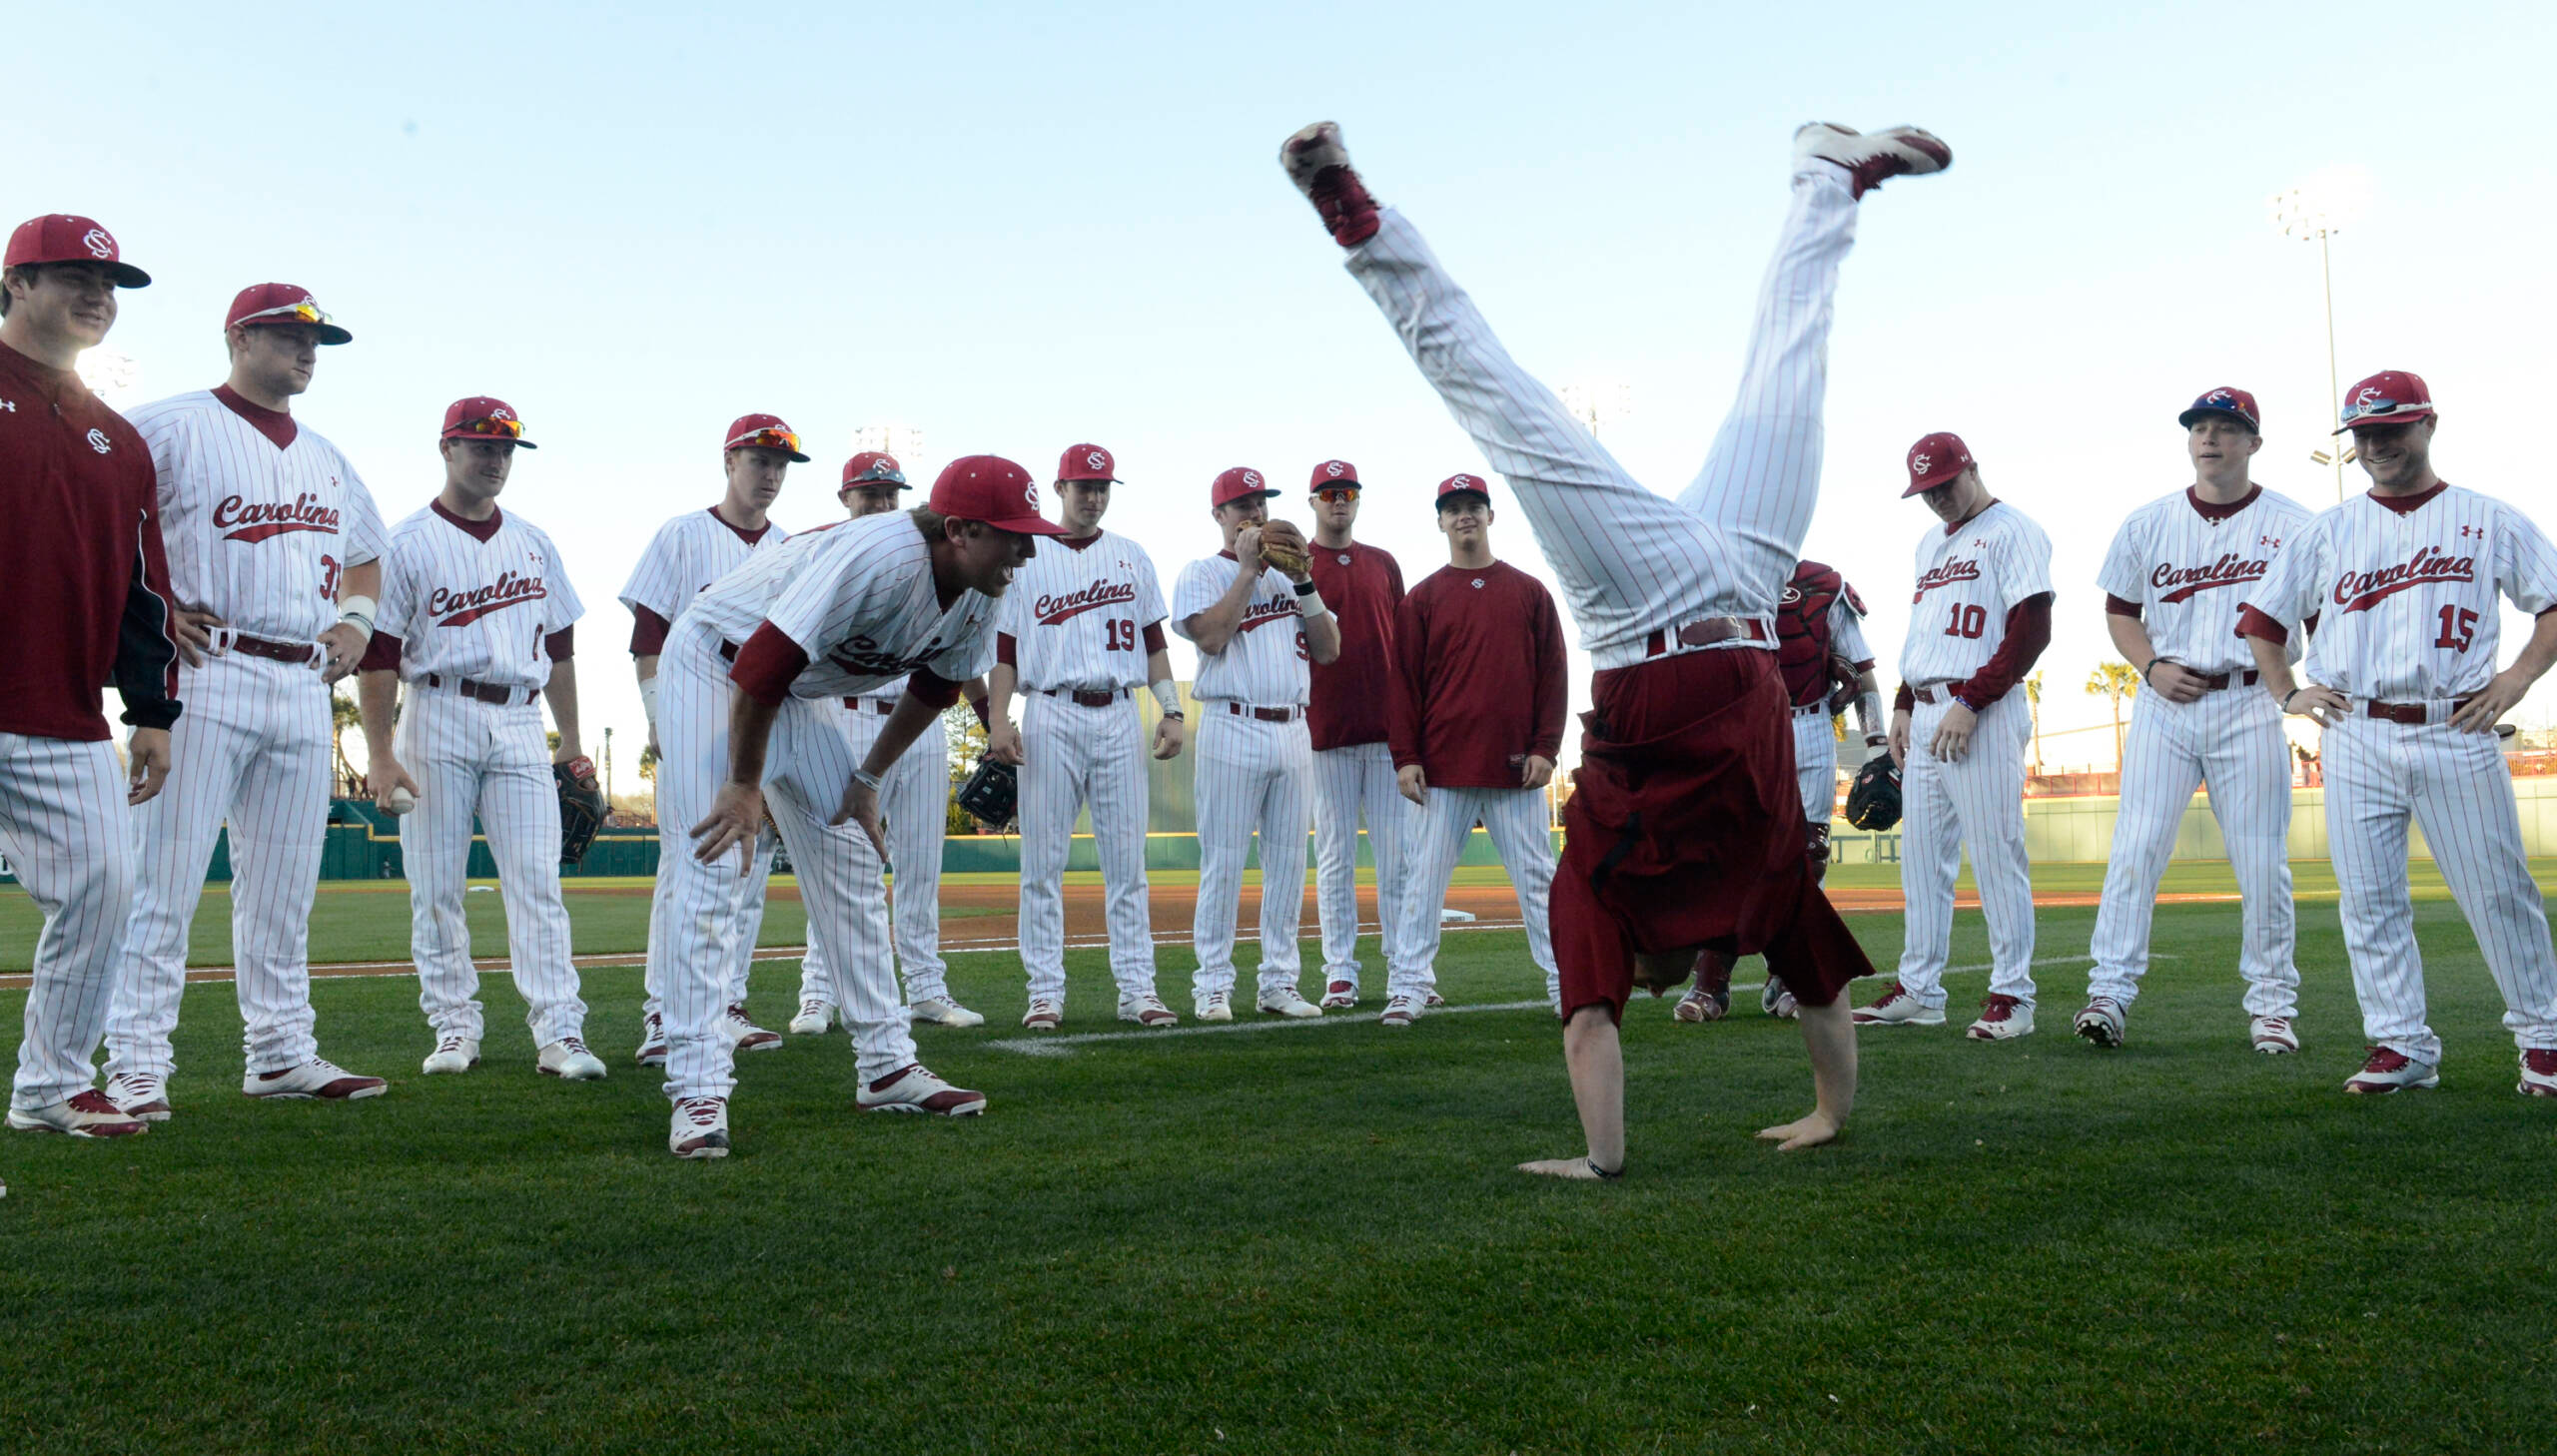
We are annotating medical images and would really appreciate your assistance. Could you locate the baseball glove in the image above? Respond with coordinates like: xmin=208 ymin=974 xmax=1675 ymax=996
xmin=1258 ymin=522 xmax=1310 ymax=577
xmin=1843 ymin=754 xmax=1903 ymax=832
xmin=555 ymin=755 xmax=605 ymax=865
xmin=957 ymin=759 xmax=1019 ymax=831
xmin=1825 ymin=652 xmax=1861 ymax=717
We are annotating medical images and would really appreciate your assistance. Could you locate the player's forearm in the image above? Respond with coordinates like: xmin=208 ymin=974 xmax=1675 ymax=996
xmin=1191 ymin=571 xmax=1264 ymax=654
xmin=2246 ymin=634 xmax=2296 ymax=699
xmin=988 ymin=662 xmax=1018 ymax=720
xmin=2500 ymin=608 xmax=2557 ymax=689
xmin=2106 ymin=611 xmax=2157 ymax=671
xmin=357 ymin=669 xmax=400 ymax=757
xmin=339 ymin=557 xmax=382 ymax=602
xmin=864 ymin=692 xmax=943 ymax=778
xmin=1302 ymin=610 xmax=1341 ymax=665
xmin=723 ymin=689 xmax=780 ymax=788
xmin=1851 ymin=670 xmax=1885 ymax=743
xmin=543 ymin=660 xmax=582 ymax=758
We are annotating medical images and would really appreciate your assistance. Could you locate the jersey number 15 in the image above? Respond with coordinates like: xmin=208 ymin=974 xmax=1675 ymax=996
xmin=2435 ymin=604 xmax=2480 ymax=653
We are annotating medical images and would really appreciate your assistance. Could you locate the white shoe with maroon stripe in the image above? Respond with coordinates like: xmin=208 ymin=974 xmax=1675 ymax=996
xmin=858 ymin=1064 xmax=987 ymax=1116
xmin=1965 ymin=996 xmax=2035 ymax=1041
xmin=2516 ymin=1048 xmax=2556 ymax=1098
xmin=1319 ymin=980 xmax=1359 ymax=1010
xmin=1021 ymin=999 xmax=1063 ymax=1032
xmin=721 ymin=1005 xmax=783 ymax=1053
xmin=633 ymin=1013 xmax=667 ymax=1068
xmin=1791 ymin=124 xmax=1954 ymax=199
xmin=422 ymin=1036 xmax=480 ymax=1076
xmin=105 ymin=1072 xmax=173 ymax=1122
xmin=2249 ymin=1016 xmax=2300 ymax=1057
xmin=245 ymin=1058 xmax=388 ymax=1100
xmin=537 ymin=1038 xmax=607 ymax=1082
xmin=1117 ymin=994 xmax=1178 ymax=1028
xmin=8 ymin=1090 xmax=149 ymax=1137
xmin=913 ymin=996 xmax=986 ymax=1029
xmin=787 ymin=1000 xmax=834 ymax=1037
xmin=669 ymin=1096 xmax=729 ymax=1159
xmin=2344 ymin=1047 xmax=2438 ymax=1094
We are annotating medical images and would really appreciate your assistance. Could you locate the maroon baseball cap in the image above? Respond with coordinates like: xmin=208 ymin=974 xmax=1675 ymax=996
xmin=1436 ymin=472 xmax=1492 ymax=505
xmin=441 ymin=396 xmax=536 ymax=448
xmin=1310 ymin=459 xmax=1360 ymax=491
xmin=840 ymin=451 xmax=909 ymax=490
xmin=225 ymin=283 xmax=352 ymax=345
xmin=5 ymin=214 xmax=150 ymax=288
xmin=724 ymin=412 xmax=810 ymax=462
xmin=1212 ymin=466 xmax=1280 ymax=508
xmin=1904 ymin=431 xmax=1975 ymax=496
xmin=1058 ymin=443 xmax=1119 ymax=483
xmin=2335 ymin=370 xmax=2435 ymax=434
xmin=2178 ymin=385 xmax=2258 ymax=432
xmin=930 ymin=454 xmax=1068 ymax=535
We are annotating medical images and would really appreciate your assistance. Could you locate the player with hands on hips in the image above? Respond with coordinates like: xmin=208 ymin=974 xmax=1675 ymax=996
xmin=986 ymin=444 xmax=1185 ymax=1031
xmin=1855 ymin=433 xmax=2053 ymax=1041
xmin=1172 ymin=468 xmax=1341 ymax=1022
xmin=1 ymin=215 xmax=178 ymax=1141
xmin=654 ymin=455 xmax=1062 ymax=1158
xmin=804 ymin=449 xmax=994 ymax=1038
xmin=2077 ymin=388 xmax=2311 ymax=1056
xmin=620 ymin=414 xmax=800 ymax=1069
xmin=2238 ymin=370 xmax=2557 ymax=1099
xmin=355 ymin=398 xmax=607 ymax=1086
xmin=1288 ymin=119 xmax=1947 ymax=1176
xmin=102 ymin=283 xmax=394 ymax=1120
xmin=1300 ymin=459 xmax=1417 ymax=1011
xmin=1678 ymin=558 xmax=1885 ymax=1024
xmin=1379 ymin=474 xmax=1565 ymax=1025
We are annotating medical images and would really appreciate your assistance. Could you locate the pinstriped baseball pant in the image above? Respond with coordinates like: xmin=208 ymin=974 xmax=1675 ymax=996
xmin=1311 ymin=741 xmax=1414 ymax=989
xmin=1895 ymin=692 xmax=2036 ymax=1008
xmin=1019 ymin=692 xmax=1157 ymax=1005
xmin=3 ymin=734 xmax=133 ymax=1110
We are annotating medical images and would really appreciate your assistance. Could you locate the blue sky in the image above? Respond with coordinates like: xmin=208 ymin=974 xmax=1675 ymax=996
xmin=16 ymin=0 xmax=2553 ymax=771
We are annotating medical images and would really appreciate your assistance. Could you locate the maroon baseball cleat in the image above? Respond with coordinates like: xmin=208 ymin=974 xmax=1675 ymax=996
xmin=245 ymin=1058 xmax=388 ymax=1100
xmin=1280 ymin=122 xmax=1381 ymax=248
xmin=859 ymin=1064 xmax=987 ymax=1116
xmin=1792 ymin=123 xmax=1953 ymax=199
xmin=2344 ymin=1047 xmax=2439 ymax=1094
xmin=8 ymin=1089 xmax=149 ymax=1137
xmin=2518 ymin=1048 xmax=2557 ymax=1097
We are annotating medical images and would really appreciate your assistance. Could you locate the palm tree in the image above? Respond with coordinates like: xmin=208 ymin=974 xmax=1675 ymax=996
xmin=2024 ymin=670 xmax=2045 ymax=774
xmin=330 ymin=685 xmax=364 ymax=797
xmin=2086 ymin=661 xmax=2142 ymax=772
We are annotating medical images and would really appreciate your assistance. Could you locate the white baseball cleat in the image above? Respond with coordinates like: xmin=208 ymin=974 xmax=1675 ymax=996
xmin=1319 ymin=980 xmax=1359 ymax=1011
xmin=669 ymin=1095 xmax=729 ymax=1159
xmin=721 ymin=1004 xmax=783 ymax=1053
xmin=104 ymin=1072 xmax=173 ymax=1122
xmin=912 ymin=995 xmax=986 ymax=1029
xmin=633 ymin=1012 xmax=667 ymax=1069
xmin=1791 ymin=123 xmax=1954 ymax=198
xmin=2250 ymin=1016 xmax=2301 ymax=1056
xmin=787 ymin=999 xmax=834 ymax=1037
xmin=245 ymin=1058 xmax=388 ymax=1100
xmin=536 ymin=1038 xmax=607 ymax=1082
xmin=1852 ymin=981 xmax=1946 ymax=1027
xmin=1378 ymin=995 xmax=1423 ymax=1027
xmin=1673 ymin=984 xmax=1729 ymax=1024
xmin=1279 ymin=121 xmax=1383 ymax=247
xmin=858 ymin=1063 xmax=987 ymax=1116
xmin=1021 ymin=999 xmax=1063 ymax=1032
xmin=2343 ymin=1047 xmax=2438 ymax=1094
xmin=1258 ymin=989 xmax=1323 ymax=1020
xmin=7 ymin=1090 xmax=149 ymax=1137
xmin=1195 ymin=991 xmax=1234 ymax=1023
xmin=2074 ymin=997 xmax=2128 ymax=1050
xmin=421 ymin=1036 xmax=480 ymax=1076
xmin=1422 ymin=988 xmax=1447 ymax=1009
xmin=1761 ymin=976 xmax=1800 ymax=1020
xmin=1118 ymin=994 xmax=1179 ymax=1028
xmin=2517 ymin=1047 xmax=2557 ymax=1097
xmin=1966 ymin=996 xmax=2036 ymax=1041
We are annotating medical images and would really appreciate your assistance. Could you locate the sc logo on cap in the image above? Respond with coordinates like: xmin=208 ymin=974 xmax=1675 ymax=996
xmin=1086 ymin=450 xmax=1108 ymax=471
xmin=1911 ymin=452 xmax=1932 ymax=474
xmin=1025 ymin=480 xmax=1041 ymax=509
xmin=1244 ymin=470 xmax=1263 ymax=488
xmin=492 ymin=406 xmax=514 ymax=420
xmin=81 ymin=228 xmax=115 ymax=260
xmin=1324 ymin=460 xmax=1347 ymax=477
xmin=2354 ymin=385 xmax=2384 ymax=405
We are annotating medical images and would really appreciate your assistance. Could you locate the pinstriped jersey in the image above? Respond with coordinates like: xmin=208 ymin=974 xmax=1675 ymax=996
xmin=1172 ymin=552 xmax=1308 ymax=705
xmin=1898 ymin=500 xmax=2053 ymax=686
xmin=997 ymin=528 xmax=1169 ymax=692
xmin=684 ymin=510 xmax=998 ymax=700
xmin=377 ymin=503 xmax=582 ymax=690
xmin=126 ymin=389 xmax=386 ymax=643
xmin=619 ymin=507 xmax=785 ymax=639
xmin=2099 ymin=486 xmax=2312 ymax=673
xmin=2247 ymin=483 xmax=2557 ymax=701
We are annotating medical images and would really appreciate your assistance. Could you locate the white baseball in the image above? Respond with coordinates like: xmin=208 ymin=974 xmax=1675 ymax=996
xmin=385 ymin=786 xmax=417 ymax=816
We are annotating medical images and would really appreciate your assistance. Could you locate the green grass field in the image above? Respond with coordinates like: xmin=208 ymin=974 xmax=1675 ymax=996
xmin=4 ymin=865 xmax=2556 ymax=1453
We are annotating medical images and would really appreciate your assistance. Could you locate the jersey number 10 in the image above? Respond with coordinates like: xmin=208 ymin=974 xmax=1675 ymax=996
xmin=1943 ymin=603 xmax=1988 ymax=640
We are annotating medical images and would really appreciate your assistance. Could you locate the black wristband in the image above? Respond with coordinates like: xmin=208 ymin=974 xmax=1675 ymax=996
xmin=2282 ymin=688 xmax=2302 ymax=709
xmin=1292 ymin=578 xmax=1317 ymax=597
xmin=2143 ymin=656 xmax=2161 ymax=680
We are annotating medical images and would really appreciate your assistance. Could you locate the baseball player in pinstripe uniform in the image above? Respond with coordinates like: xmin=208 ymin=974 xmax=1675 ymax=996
xmin=1173 ymin=469 xmax=1341 ymax=1021
xmin=2 ymin=214 xmax=176 ymax=1143
xmin=2078 ymin=387 xmax=2311 ymax=1055
xmin=2240 ymin=370 xmax=2557 ymax=1098
xmin=622 ymin=414 xmax=803 ymax=1068
xmin=1678 ymin=557 xmax=1884 ymax=1024
xmin=662 ymin=456 xmax=1058 ymax=1157
xmin=800 ymin=449 xmax=992 ymax=1036
xmin=355 ymin=397 xmax=606 ymax=1084
xmin=1857 ymin=434 xmax=2053 ymax=1040
xmin=1285 ymin=120 xmax=1939 ymax=1175
xmin=102 ymin=285 xmax=391 ymax=1120
xmin=1381 ymin=473 xmax=1566 ymax=1025
xmin=1302 ymin=459 xmax=1416 ymax=1010
xmin=986 ymin=443 xmax=1184 ymax=1030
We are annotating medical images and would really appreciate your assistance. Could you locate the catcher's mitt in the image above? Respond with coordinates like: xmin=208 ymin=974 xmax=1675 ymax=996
xmin=1843 ymin=753 xmax=1903 ymax=832
xmin=1258 ymin=521 xmax=1311 ymax=577
xmin=555 ymin=755 xmax=605 ymax=865
xmin=957 ymin=759 xmax=1019 ymax=831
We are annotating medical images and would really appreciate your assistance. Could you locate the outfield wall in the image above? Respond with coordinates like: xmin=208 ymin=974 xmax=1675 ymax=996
xmin=16 ymin=780 xmax=2557 ymax=885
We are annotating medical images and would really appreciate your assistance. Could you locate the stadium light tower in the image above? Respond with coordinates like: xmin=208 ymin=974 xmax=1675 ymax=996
xmin=2270 ymin=169 xmax=2371 ymax=502
xmin=1558 ymin=380 xmax=1634 ymax=439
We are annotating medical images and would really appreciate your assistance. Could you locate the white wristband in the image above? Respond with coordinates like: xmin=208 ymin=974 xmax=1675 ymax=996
xmin=638 ymin=674 xmax=659 ymax=728
xmin=851 ymin=767 xmax=884 ymax=793
xmin=1150 ymin=679 xmax=1183 ymax=718
xmin=336 ymin=592 xmax=377 ymax=637
xmin=1297 ymin=588 xmax=1329 ymax=621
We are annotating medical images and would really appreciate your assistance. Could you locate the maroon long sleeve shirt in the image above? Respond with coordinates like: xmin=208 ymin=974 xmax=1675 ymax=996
xmin=1387 ymin=559 xmax=1567 ymax=787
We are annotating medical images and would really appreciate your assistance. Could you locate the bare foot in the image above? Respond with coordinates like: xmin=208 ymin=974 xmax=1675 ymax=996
xmin=1755 ymin=1112 xmax=1841 ymax=1151
xmin=1517 ymin=1156 xmax=1616 ymax=1180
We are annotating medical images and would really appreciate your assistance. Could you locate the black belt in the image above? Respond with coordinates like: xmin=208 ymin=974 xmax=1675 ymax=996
xmin=424 ymin=673 xmax=534 ymax=706
xmin=2366 ymin=696 xmax=2475 ymax=725
xmin=2188 ymin=668 xmax=2261 ymax=691
xmin=1223 ymin=702 xmax=1299 ymax=723
xmin=1044 ymin=688 xmax=1125 ymax=708
xmin=226 ymin=633 xmax=318 ymax=665
xmin=1642 ymin=616 xmax=1769 ymax=658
